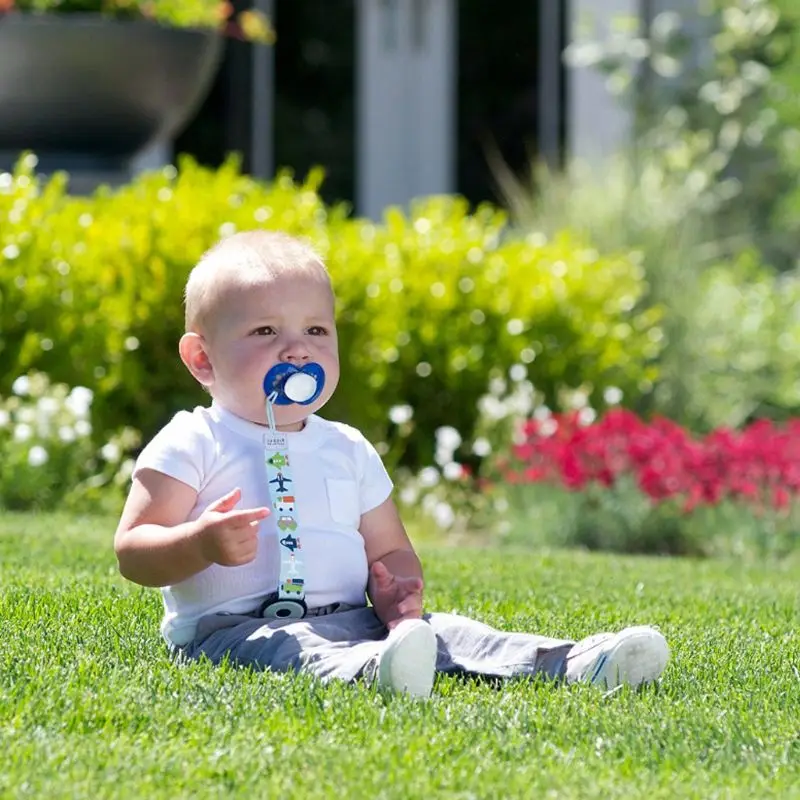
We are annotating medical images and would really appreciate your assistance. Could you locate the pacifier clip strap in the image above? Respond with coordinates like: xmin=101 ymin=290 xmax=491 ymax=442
xmin=263 ymin=393 xmax=306 ymax=608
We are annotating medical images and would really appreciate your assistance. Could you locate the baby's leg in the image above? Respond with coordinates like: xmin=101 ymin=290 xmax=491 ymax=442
xmin=425 ymin=612 xmax=576 ymax=680
xmin=426 ymin=613 xmax=669 ymax=688
xmin=181 ymin=607 xmax=388 ymax=683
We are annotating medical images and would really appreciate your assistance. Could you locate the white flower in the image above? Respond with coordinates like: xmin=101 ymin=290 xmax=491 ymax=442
xmin=603 ymin=386 xmax=624 ymax=405
xmin=65 ymin=386 xmax=93 ymax=419
xmin=388 ymin=404 xmax=414 ymax=425
xmin=443 ymin=462 xmax=463 ymax=481
xmin=435 ymin=426 xmax=462 ymax=452
xmin=432 ymin=502 xmax=455 ymax=529
xmin=509 ymin=363 xmax=527 ymax=382
xmin=17 ymin=407 xmax=36 ymax=424
xmin=478 ymin=396 xmax=507 ymax=421
xmin=27 ymin=445 xmax=48 ymax=466
xmin=418 ymin=467 xmax=440 ymax=487
xmin=538 ymin=418 xmax=558 ymax=437
xmin=13 ymin=423 xmax=32 ymax=442
xmin=435 ymin=447 xmax=452 ymax=467
xmin=472 ymin=437 xmax=491 ymax=457
xmin=533 ymin=405 xmax=552 ymax=420
xmin=578 ymin=407 xmax=597 ymax=426
xmin=399 ymin=485 xmax=419 ymax=505
xmin=567 ymin=390 xmax=589 ymax=410
xmin=114 ymin=459 xmax=135 ymax=485
xmin=101 ymin=442 xmax=121 ymax=462
xmin=11 ymin=375 xmax=30 ymax=396
xmin=422 ymin=493 xmax=439 ymax=513
xmin=489 ymin=377 xmax=507 ymax=396
xmin=434 ymin=426 xmax=463 ymax=467
xmin=508 ymin=386 xmax=535 ymax=416
xmin=37 ymin=397 xmax=60 ymax=416
xmin=0 ymin=409 xmax=9 ymax=428
xmin=58 ymin=426 xmax=76 ymax=443
xmin=74 ymin=420 xmax=92 ymax=437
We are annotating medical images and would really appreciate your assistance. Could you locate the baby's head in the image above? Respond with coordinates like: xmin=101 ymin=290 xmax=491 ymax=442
xmin=179 ymin=230 xmax=339 ymax=430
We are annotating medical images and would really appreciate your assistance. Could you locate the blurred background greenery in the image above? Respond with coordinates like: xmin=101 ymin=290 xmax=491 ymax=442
xmin=2 ymin=0 xmax=800 ymax=558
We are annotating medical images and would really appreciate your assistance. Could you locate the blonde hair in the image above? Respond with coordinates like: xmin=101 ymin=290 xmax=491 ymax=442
xmin=184 ymin=230 xmax=331 ymax=334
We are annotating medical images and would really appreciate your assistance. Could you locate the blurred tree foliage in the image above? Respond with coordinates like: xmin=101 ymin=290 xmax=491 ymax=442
xmin=568 ymin=0 xmax=800 ymax=271
xmin=499 ymin=1 xmax=800 ymax=433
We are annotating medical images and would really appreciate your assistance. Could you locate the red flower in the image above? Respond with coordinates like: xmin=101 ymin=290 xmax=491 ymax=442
xmin=497 ymin=407 xmax=800 ymax=516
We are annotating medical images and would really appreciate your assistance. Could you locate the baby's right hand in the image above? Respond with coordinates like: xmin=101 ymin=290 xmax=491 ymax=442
xmin=195 ymin=487 xmax=270 ymax=567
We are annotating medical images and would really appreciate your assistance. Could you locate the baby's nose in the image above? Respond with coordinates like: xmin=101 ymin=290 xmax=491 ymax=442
xmin=279 ymin=338 xmax=311 ymax=362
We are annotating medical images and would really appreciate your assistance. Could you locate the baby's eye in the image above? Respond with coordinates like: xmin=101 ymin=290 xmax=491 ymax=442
xmin=307 ymin=326 xmax=329 ymax=336
xmin=252 ymin=326 xmax=277 ymax=336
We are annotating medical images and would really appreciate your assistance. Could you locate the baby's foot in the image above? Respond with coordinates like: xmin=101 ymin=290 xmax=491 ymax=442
xmin=375 ymin=619 xmax=437 ymax=698
xmin=566 ymin=625 xmax=669 ymax=690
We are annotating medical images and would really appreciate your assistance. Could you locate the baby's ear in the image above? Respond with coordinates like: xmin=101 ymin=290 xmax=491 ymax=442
xmin=179 ymin=333 xmax=215 ymax=387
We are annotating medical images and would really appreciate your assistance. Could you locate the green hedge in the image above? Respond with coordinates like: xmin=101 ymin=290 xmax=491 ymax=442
xmin=0 ymin=154 xmax=663 ymax=467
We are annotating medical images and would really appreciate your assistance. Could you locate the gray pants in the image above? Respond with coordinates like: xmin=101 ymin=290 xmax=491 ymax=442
xmin=178 ymin=606 xmax=578 ymax=684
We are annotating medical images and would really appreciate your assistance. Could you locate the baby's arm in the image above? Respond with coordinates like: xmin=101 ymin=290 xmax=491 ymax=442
xmin=361 ymin=496 xmax=422 ymax=575
xmin=114 ymin=468 xmax=269 ymax=587
xmin=362 ymin=497 xmax=425 ymax=627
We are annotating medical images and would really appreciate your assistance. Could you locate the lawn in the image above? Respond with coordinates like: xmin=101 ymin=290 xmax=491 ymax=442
xmin=1 ymin=512 xmax=798 ymax=799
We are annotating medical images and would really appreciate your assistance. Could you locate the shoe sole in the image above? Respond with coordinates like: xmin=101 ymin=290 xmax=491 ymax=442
xmin=589 ymin=626 xmax=670 ymax=690
xmin=378 ymin=620 xmax=437 ymax=698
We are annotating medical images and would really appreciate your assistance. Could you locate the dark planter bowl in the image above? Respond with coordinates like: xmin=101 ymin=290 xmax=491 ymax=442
xmin=0 ymin=14 xmax=223 ymax=170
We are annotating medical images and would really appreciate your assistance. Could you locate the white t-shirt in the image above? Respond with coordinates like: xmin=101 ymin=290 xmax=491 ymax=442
xmin=132 ymin=402 xmax=394 ymax=646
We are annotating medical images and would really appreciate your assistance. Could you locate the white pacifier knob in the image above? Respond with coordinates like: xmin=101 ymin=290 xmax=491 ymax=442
xmin=283 ymin=371 xmax=318 ymax=403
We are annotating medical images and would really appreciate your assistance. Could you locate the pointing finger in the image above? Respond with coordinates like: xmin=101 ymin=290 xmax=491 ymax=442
xmin=225 ymin=507 xmax=270 ymax=526
xmin=208 ymin=487 xmax=242 ymax=512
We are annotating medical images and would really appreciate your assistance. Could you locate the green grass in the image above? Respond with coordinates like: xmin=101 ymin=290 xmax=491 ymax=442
xmin=1 ymin=513 xmax=799 ymax=799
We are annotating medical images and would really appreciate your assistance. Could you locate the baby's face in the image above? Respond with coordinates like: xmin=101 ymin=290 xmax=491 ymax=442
xmin=203 ymin=270 xmax=339 ymax=430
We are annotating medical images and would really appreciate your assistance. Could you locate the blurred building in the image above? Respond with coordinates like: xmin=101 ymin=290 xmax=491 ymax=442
xmin=150 ymin=0 xmax=689 ymax=218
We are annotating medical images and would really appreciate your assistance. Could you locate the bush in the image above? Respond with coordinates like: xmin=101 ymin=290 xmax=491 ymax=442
xmin=0 ymin=155 xmax=347 ymax=459
xmin=328 ymin=201 xmax=663 ymax=467
xmin=649 ymin=252 xmax=800 ymax=430
xmin=0 ymin=154 xmax=662 ymax=471
xmin=0 ymin=372 xmax=138 ymax=512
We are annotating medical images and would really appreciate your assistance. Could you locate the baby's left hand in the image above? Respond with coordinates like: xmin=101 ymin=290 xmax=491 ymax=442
xmin=368 ymin=561 xmax=424 ymax=630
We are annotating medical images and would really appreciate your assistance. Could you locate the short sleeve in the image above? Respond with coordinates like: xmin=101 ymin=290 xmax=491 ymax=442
xmin=132 ymin=410 xmax=212 ymax=491
xmin=355 ymin=436 xmax=394 ymax=515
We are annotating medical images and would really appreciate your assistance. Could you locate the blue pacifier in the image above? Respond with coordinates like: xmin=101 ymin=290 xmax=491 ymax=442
xmin=263 ymin=363 xmax=325 ymax=406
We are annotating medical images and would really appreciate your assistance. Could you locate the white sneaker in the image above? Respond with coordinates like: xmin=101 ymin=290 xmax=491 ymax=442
xmin=376 ymin=619 xmax=437 ymax=698
xmin=566 ymin=626 xmax=670 ymax=690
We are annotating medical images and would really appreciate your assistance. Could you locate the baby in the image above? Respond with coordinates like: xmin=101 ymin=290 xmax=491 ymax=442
xmin=114 ymin=230 xmax=669 ymax=697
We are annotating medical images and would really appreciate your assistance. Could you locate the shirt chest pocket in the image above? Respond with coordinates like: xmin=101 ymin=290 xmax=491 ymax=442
xmin=325 ymin=478 xmax=360 ymax=527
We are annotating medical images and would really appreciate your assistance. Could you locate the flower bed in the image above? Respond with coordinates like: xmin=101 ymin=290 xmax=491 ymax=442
xmin=494 ymin=409 xmax=800 ymax=557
